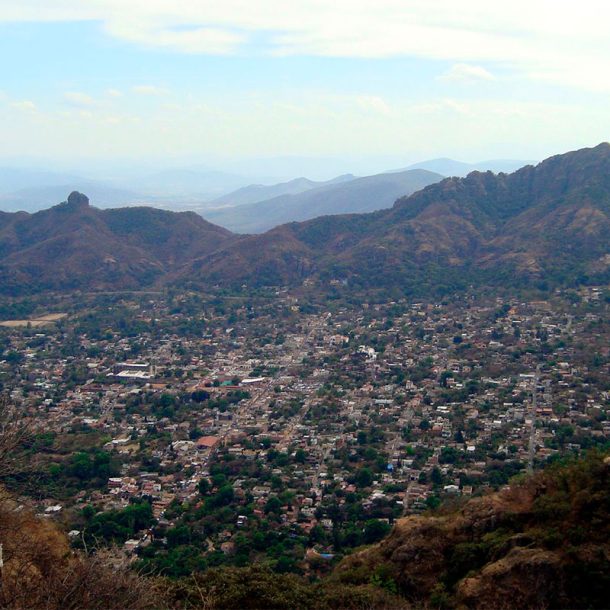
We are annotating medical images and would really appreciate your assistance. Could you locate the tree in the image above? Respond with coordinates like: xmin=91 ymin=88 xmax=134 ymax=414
xmin=191 ymin=390 xmax=210 ymax=403
xmin=431 ymin=466 xmax=443 ymax=487
xmin=265 ymin=496 xmax=282 ymax=515
xmin=356 ymin=467 xmax=374 ymax=488
xmin=440 ymin=371 xmax=453 ymax=387
xmin=439 ymin=447 xmax=460 ymax=464
xmin=363 ymin=519 xmax=391 ymax=544
xmin=198 ymin=478 xmax=210 ymax=495
xmin=5 ymin=351 xmax=23 ymax=366
xmin=425 ymin=495 xmax=441 ymax=510
xmin=212 ymin=473 xmax=227 ymax=488
xmin=166 ymin=524 xmax=191 ymax=547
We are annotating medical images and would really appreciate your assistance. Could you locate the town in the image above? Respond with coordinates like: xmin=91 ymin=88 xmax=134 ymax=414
xmin=1 ymin=284 xmax=608 ymax=574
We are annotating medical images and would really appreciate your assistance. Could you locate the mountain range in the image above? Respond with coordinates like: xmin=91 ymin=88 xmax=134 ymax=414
xmin=209 ymin=174 xmax=356 ymax=208
xmin=0 ymin=156 xmax=533 ymax=216
xmin=184 ymin=143 xmax=610 ymax=293
xmin=0 ymin=144 xmax=608 ymax=296
xmin=205 ymin=169 xmax=443 ymax=233
xmin=389 ymin=158 xmax=535 ymax=177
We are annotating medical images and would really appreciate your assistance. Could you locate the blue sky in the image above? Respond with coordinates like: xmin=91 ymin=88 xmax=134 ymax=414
xmin=0 ymin=1 xmax=609 ymax=174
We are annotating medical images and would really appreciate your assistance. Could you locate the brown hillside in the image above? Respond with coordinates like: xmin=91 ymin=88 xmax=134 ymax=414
xmin=0 ymin=192 xmax=234 ymax=294
xmin=330 ymin=452 xmax=610 ymax=609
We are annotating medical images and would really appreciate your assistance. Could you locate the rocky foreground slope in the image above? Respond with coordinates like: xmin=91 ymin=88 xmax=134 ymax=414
xmin=330 ymin=450 xmax=610 ymax=609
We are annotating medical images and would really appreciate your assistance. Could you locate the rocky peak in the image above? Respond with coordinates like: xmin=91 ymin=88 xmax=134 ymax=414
xmin=65 ymin=191 xmax=90 ymax=209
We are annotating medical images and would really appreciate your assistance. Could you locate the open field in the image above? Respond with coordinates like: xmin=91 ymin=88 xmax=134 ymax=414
xmin=0 ymin=313 xmax=67 ymax=328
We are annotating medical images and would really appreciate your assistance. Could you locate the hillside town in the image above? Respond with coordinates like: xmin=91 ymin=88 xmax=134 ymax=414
xmin=0 ymin=285 xmax=608 ymax=571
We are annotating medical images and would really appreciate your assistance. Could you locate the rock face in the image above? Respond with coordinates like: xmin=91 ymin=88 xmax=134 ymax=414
xmin=66 ymin=191 xmax=90 ymax=208
xmin=456 ymin=547 xmax=562 ymax=610
xmin=330 ymin=452 xmax=610 ymax=609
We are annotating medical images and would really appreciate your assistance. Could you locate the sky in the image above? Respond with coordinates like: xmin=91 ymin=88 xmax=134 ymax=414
xmin=0 ymin=0 xmax=609 ymax=175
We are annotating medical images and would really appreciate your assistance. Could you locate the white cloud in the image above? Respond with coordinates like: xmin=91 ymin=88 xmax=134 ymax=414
xmin=0 ymin=85 xmax=607 ymax=164
xmin=0 ymin=1 xmax=609 ymax=90
xmin=10 ymin=100 xmax=37 ymax=111
xmin=356 ymin=95 xmax=391 ymax=115
xmin=132 ymin=85 xmax=168 ymax=96
xmin=0 ymin=2 xmax=609 ymax=165
xmin=107 ymin=21 xmax=244 ymax=55
xmin=438 ymin=63 xmax=495 ymax=83
xmin=63 ymin=91 xmax=96 ymax=107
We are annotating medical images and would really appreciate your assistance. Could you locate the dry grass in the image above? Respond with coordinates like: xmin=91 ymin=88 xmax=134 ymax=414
xmin=0 ymin=499 xmax=165 ymax=610
xmin=0 ymin=313 xmax=67 ymax=328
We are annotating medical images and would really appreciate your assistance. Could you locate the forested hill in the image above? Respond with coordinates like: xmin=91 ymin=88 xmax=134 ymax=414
xmin=0 ymin=191 xmax=234 ymax=294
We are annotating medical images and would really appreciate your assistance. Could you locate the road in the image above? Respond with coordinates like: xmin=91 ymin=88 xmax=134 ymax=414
xmin=527 ymin=364 xmax=541 ymax=474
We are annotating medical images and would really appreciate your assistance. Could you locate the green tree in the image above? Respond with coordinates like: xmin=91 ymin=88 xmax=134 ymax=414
xmin=356 ymin=467 xmax=374 ymax=488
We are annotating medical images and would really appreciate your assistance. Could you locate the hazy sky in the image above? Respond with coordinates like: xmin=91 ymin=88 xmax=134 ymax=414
xmin=1 ymin=1 xmax=609 ymax=168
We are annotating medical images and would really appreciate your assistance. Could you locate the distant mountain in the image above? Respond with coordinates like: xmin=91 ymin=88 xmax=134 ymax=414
xmin=388 ymin=157 xmax=535 ymax=178
xmin=137 ymin=168 xmax=262 ymax=199
xmin=0 ymin=167 xmax=83 ymax=193
xmin=0 ymin=182 xmax=145 ymax=213
xmin=211 ymin=174 xmax=356 ymax=208
xmin=0 ymin=192 xmax=233 ymax=294
xmin=183 ymin=143 xmax=610 ymax=292
xmin=204 ymin=169 xmax=443 ymax=233
xmin=217 ymin=155 xmax=362 ymax=181
xmin=0 ymin=164 xmax=280 ymax=209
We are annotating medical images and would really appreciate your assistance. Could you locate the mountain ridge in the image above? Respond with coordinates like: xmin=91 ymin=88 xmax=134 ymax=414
xmin=0 ymin=143 xmax=608 ymax=296
xmin=210 ymin=174 xmax=357 ymax=209
xmin=205 ymin=169 xmax=443 ymax=233
xmin=183 ymin=142 xmax=610 ymax=291
xmin=388 ymin=157 xmax=536 ymax=177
